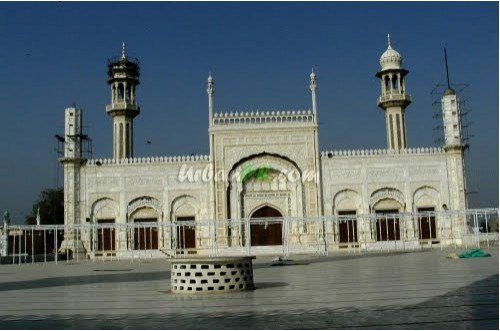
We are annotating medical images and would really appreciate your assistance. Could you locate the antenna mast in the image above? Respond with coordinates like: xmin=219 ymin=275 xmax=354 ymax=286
xmin=444 ymin=47 xmax=451 ymax=89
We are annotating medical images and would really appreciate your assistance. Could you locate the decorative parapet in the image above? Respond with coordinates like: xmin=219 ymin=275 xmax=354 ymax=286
xmin=377 ymin=93 xmax=412 ymax=106
xmin=321 ymin=147 xmax=444 ymax=158
xmin=86 ymin=155 xmax=210 ymax=166
xmin=212 ymin=109 xmax=315 ymax=126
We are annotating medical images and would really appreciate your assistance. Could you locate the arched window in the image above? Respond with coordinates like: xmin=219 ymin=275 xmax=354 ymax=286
xmin=385 ymin=76 xmax=391 ymax=92
xmin=117 ymin=83 xmax=124 ymax=101
xmin=125 ymin=85 xmax=131 ymax=101
xmin=392 ymin=75 xmax=399 ymax=91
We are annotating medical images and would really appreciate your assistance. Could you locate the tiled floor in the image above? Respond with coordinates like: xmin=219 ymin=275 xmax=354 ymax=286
xmin=0 ymin=248 xmax=498 ymax=329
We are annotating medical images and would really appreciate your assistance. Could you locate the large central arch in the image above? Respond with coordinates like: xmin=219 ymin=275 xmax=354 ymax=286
xmin=227 ymin=152 xmax=305 ymax=220
xmin=250 ymin=205 xmax=283 ymax=246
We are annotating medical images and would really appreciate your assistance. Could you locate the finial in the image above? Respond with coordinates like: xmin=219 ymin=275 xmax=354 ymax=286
xmin=121 ymin=42 xmax=126 ymax=59
xmin=387 ymin=34 xmax=392 ymax=48
xmin=207 ymin=71 xmax=214 ymax=95
xmin=310 ymin=68 xmax=317 ymax=92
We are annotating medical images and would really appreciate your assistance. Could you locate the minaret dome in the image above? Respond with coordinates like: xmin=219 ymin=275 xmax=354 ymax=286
xmin=106 ymin=43 xmax=141 ymax=159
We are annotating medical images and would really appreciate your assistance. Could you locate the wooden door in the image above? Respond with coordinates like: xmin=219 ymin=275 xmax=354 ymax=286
xmin=97 ymin=219 xmax=115 ymax=251
xmin=250 ymin=206 xmax=283 ymax=246
xmin=133 ymin=218 xmax=158 ymax=250
xmin=338 ymin=211 xmax=358 ymax=243
xmin=176 ymin=216 xmax=196 ymax=249
xmin=418 ymin=208 xmax=436 ymax=240
xmin=375 ymin=210 xmax=400 ymax=241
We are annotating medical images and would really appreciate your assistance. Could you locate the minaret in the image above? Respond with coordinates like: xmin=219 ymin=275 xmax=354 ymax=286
xmin=441 ymin=49 xmax=467 ymax=210
xmin=60 ymin=107 xmax=86 ymax=257
xmin=61 ymin=107 xmax=83 ymax=230
xmin=106 ymin=42 xmax=140 ymax=159
xmin=207 ymin=72 xmax=216 ymax=220
xmin=441 ymin=48 xmax=463 ymax=149
xmin=376 ymin=34 xmax=412 ymax=150
xmin=310 ymin=68 xmax=318 ymax=124
xmin=310 ymin=68 xmax=323 ymax=215
xmin=207 ymin=72 xmax=214 ymax=126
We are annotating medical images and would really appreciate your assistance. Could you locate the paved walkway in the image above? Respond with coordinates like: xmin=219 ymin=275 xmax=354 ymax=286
xmin=0 ymin=248 xmax=498 ymax=329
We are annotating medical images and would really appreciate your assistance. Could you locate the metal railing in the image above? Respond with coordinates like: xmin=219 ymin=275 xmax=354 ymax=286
xmin=0 ymin=208 xmax=497 ymax=264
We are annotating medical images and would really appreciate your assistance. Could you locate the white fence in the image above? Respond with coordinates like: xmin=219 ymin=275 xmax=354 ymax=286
xmin=0 ymin=208 xmax=498 ymax=264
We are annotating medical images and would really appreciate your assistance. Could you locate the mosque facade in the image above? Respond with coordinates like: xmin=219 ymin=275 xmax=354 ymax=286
xmin=60 ymin=37 xmax=468 ymax=257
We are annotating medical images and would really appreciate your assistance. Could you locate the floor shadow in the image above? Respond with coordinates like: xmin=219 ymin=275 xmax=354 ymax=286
xmin=253 ymin=250 xmax=426 ymax=269
xmin=254 ymin=281 xmax=288 ymax=290
xmin=0 ymin=274 xmax=496 ymax=329
xmin=0 ymin=270 xmax=170 ymax=292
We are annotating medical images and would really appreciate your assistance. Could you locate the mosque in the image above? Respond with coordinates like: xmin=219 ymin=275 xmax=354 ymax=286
xmin=60 ymin=36 xmax=468 ymax=257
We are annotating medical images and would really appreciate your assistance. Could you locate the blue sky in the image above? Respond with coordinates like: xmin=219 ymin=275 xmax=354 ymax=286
xmin=0 ymin=2 xmax=498 ymax=223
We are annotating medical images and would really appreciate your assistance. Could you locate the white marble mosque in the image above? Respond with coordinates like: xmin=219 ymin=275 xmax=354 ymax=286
xmin=59 ymin=36 xmax=469 ymax=257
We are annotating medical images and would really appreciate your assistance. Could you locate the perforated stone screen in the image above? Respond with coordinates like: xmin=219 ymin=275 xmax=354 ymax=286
xmin=170 ymin=256 xmax=255 ymax=293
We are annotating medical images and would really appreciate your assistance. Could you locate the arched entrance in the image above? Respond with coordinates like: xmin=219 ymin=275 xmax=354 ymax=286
xmin=250 ymin=206 xmax=283 ymax=246
xmin=130 ymin=207 xmax=159 ymax=250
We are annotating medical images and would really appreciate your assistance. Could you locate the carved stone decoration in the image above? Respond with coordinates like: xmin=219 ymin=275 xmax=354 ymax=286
xmin=370 ymin=187 xmax=405 ymax=209
xmin=413 ymin=186 xmax=440 ymax=209
xmin=333 ymin=189 xmax=361 ymax=212
xmin=170 ymin=195 xmax=199 ymax=219
xmin=91 ymin=197 xmax=119 ymax=221
xmin=228 ymin=153 xmax=305 ymax=220
xmin=127 ymin=196 xmax=162 ymax=218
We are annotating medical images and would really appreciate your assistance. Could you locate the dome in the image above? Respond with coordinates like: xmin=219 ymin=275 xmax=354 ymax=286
xmin=379 ymin=34 xmax=403 ymax=71
xmin=443 ymin=88 xmax=456 ymax=96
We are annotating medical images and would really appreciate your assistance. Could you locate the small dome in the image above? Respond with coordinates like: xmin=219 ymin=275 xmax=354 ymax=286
xmin=443 ymin=88 xmax=456 ymax=96
xmin=310 ymin=69 xmax=316 ymax=79
xmin=379 ymin=34 xmax=403 ymax=70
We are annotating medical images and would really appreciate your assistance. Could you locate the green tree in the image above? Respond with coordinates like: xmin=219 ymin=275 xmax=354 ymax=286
xmin=25 ymin=187 xmax=64 ymax=225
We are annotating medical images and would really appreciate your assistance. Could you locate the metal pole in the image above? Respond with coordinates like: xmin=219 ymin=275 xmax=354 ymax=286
xmin=23 ymin=229 xmax=26 ymax=264
xmin=485 ymin=211 xmax=489 ymax=247
xmin=402 ymin=215 xmax=406 ymax=251
xmin=246 ymin=218 xmax=251 ymax=256
xmin=463 ymin=213 xmax=468 ymax=249
xmin=18 ymin=230 xmax=21 ymax=265
xmin=385 ymin=215 xmax=389 ymax=251
xmin=92 ymin=223 xmax=95 ymax=263
xmin=12 ymin=231 xmax=15 ymax=264
xmin=67 ymin=226 xmax=70 ymax=263
xmin=475 ymin=211 xmax=480 ymax=248
xmin=31 ymin=227 xmax=34 ymax=264
xmin=43 ymin=229 xmax=46 ymax=263
xmin=438 ymin=212 xmax=443 ymax=250
xmin=55 ymin=226 xmax=58 ymax=264
xmin=393 ymin=216 xmax=397 ymax=251
xmin=76 ymin=226 xmax=80 ymax=262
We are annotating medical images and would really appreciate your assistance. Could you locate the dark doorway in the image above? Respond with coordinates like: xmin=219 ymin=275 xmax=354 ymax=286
xmin=338 ymin=210 xmax=358 ymax=243
xmin=250 ymin=206 xmax=283 ymax=246
xmin=97 ymin=219 xmax=115 ymax=251
xmin=418 ymin=208 xmax=436 ymax=240
xmin=133 ymin=218 xmax=158 ymax=250
xmin=176 ymin=216 xmax=196 ymax=249
xmin=375 ymin=210 xmax=400 ymax=241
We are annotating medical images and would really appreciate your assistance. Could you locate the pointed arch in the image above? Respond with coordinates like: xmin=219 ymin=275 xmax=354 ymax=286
xmin=413 ymin=186 xmax=440 ymax=210
xmin=127 ymin=196 xmax=162 ymax=219
xmin=370 ymin=187 xmax=405 ymax=210
xmin=249 ymin=203 xmax=284 ymax=219
xmin=170 ymin=195 xmax=199 ymax=219
xmin=333 ymin=189 xmax=361 ymax=213
xmin=91 ymin=197 xmax=119 ymax=222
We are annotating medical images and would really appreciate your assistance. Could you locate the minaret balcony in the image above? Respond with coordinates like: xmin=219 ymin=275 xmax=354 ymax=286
xmin=377 ymin=93 xmax=412 ymax=108
xmin=106 ymin=102 xmax=140 ymax=116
